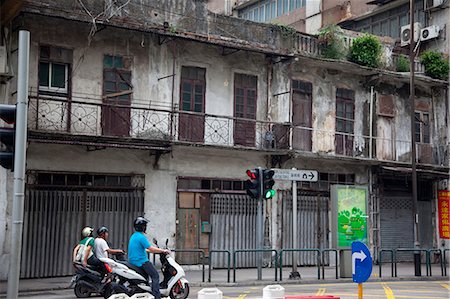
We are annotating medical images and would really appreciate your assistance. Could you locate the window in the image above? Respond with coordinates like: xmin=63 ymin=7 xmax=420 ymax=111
xmin=238 ymin=0 xmax=305 ymax=22
xmin=103 ymin=55 xmax=132 ymax=102
xmin=38 ymin=46 xmax=71 ymax=94
xmin=180 ymin=67 xmax=206 ymax=113
xmin=415 ymin=111 xmax=430 ymax=143
xmin=348 ymin=0 xmax=426 ymax=39
xmin=335 ymin=88 xmax=355 ymax=156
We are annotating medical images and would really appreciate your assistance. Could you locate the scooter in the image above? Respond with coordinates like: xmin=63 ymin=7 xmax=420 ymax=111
xmin=100 ymin=239 xmax=189 ymax=299
xmin=70 ymin=262 xmax=127 ymax=298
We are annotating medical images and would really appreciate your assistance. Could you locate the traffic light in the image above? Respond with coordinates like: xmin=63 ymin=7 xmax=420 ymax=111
xmin=262 ymin=169 xmax=275 ymax=199
xmin=245 ymin=168 xmax=260 ymax=199
xmin=0 ymin=104 xmax=16 ymax=170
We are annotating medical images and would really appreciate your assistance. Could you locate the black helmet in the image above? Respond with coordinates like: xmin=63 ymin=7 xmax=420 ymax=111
xmin=134 ymin=217 xmax=148 ymax=233
xmin=97 ymin=226 xmax=109 ymax=236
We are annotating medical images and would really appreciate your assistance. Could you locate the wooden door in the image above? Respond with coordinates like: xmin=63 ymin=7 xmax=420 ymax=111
xmin=335 ymin=88 xmax=354 ymax=156
xmin=177 ymin=208 xmax=200 ymax=264
xmin=179 ymin=67 xmax=205 ymax=142
xmin=292 ymin=81 xmax=312 ymax=151
xmin=102 ymin=55 xmax=132 ymax=136
xmin=234 ymin=74 xmax=257 ymax=147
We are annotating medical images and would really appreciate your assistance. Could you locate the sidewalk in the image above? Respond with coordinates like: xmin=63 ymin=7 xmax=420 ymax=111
xmin=1 ymin=263 xmax=448 ymax=295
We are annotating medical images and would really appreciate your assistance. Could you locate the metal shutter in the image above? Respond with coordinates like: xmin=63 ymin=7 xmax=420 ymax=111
xmin=380 ymin=196 xmax=414 ymax=261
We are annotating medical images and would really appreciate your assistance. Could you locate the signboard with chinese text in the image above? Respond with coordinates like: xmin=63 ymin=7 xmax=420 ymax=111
xmin=331 ymin=185 xmax=369 ymax=248
xmin=438 ymin=190 xmax=450 ymax=239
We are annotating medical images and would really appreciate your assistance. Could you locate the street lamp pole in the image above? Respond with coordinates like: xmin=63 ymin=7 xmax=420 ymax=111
xmin=409 ymin=0 xmax=421 ymax=276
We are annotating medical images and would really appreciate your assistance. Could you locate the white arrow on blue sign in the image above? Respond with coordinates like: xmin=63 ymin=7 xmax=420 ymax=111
xmin=351 ymin=241 xmax=372 ymax=283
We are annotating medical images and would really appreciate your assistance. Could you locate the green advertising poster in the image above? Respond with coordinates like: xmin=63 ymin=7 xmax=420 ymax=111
xmin=332 ymin=185 xmax=368 ymax=248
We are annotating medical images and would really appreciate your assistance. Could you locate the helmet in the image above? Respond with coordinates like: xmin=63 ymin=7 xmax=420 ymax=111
xmin=134 ymin=217 xmax=148 ymax=233
xmin=97 ymin=226 xmax=109 ymax=236
xmin=82 ymin=227 xmax=94 ymax=237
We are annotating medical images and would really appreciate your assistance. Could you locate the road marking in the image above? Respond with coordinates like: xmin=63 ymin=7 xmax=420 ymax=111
xmin=315 ymin=288 xmax=326 ymax=295
xmin=440 ymin=283 xmax=450 ymax=290
xmin=382 ymin=283 xmax=395 ymax=299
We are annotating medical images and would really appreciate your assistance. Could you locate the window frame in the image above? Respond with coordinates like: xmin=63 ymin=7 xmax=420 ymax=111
xmin=38 ymin=61 xmax=69 ymax=94
xmin=234 ymin=73 xmax=258 ymax=120
xmin=415 ymin=110 xmax=431 ymax=144
xmin=180 ymin=66 xmax=206 ymax=113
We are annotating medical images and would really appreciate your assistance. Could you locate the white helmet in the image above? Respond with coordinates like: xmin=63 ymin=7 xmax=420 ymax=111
xmin=82 ymin=226 xmax=94 ymax=237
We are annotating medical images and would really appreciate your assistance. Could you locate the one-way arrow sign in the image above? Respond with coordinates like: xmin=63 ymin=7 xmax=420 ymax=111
xmin=352 ymin=241 xmax=372 ymax=284
xmin=272 ymin=169 xmax=318 ymax=182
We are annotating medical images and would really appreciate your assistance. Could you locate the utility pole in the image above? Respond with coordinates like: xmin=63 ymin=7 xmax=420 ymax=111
xmin=7 ymin=30 xmax=30 ymax=299
xmin=409 ymin=0 xmax=421 ymax=276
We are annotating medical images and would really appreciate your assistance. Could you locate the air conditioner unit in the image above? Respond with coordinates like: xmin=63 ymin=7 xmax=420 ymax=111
xmin=401 ymin=23 xmax=421 ymax=47
xmin=420 ymin=25 xmax=440 ymax=41
xmin=425 ymin=0 xmax=444 ymax=10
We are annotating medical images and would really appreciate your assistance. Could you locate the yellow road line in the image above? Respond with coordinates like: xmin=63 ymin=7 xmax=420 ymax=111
xmin=315 ymin=288 xmax=326 ymax=295
xmin=236 ymin=294 xmax=247 ymax=299
xmin=440 ymin=283 xmax=450 ymax=291
xmin=382 ymin=283 xmax=395 ymax=299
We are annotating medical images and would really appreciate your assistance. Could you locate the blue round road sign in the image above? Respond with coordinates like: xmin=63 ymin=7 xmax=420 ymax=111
xmin=351 ymin=241 xmax=372 ymax=283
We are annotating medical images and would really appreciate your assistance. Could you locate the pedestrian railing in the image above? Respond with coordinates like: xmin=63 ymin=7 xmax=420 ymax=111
xmin=444 ymin=249 xmax=450 ymax=276
xmin=394 ymin=248 xmax=430 ymax=277
xmin=378 ymin=249 xmax=396 ymax=277
xmin=427 ymin=249 xmax=444 ymax=277
xmin=208 ymin=250 xmax=231 ymax=283
xmin=321 ymin=248 xmax=339 ymax=279
xmin=279 ymin=248 xmax=321 ymax=281
xmin=170 ymin=248 xmax=206 ymax=282
xmin=233 ymin=249 xmax=278 ymax=282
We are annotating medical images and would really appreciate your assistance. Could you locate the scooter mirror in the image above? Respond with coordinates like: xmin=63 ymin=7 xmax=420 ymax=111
xmin=165 ymin=239 xmax=169 ymax=247
xmin=152 ymin=238 xmax=158 ymax=246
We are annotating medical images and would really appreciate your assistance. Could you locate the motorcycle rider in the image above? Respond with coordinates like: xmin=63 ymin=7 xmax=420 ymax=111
xmin=73 ymin=226 xmax=107 ymax=274
xmin=128 ymin=217 xmax=170 ymax=299
xmin=95 ymin=226 xmax=125 ymax=259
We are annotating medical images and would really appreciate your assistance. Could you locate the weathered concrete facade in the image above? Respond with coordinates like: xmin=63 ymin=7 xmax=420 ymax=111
xmin=0 ymin=0 xmax=448 ymax=279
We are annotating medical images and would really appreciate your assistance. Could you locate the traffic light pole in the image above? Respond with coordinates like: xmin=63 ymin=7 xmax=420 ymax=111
xmin=257 ymin=167 xmax=263 ymax=280
xmin=290 ymin=168 xmax=300 ymax=279
xmin=7 ymin=30 xmax=30 ymax=299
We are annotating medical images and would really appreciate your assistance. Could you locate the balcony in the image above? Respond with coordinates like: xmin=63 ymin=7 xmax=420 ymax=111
xmin=27 ymin=94 xmax=447 ymax=167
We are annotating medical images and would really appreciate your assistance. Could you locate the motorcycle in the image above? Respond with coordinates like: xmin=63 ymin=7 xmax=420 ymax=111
xmin=70 ymin=261 xmax=127 ymax=298
xmin=100 ymin=239 xmax=189 ymax=299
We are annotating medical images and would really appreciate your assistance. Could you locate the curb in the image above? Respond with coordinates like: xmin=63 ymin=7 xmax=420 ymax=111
xmin=0 ymin=276 xmax=446 ymax=295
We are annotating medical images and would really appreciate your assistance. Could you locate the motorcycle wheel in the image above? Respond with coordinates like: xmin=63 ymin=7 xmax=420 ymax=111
xmin=169 ymin=282 xmax=189 ymax=299
xmin=103 ymin=283 xmax=129 ymax=299
xmin=74 ymin=282 xmax=92 ymax=298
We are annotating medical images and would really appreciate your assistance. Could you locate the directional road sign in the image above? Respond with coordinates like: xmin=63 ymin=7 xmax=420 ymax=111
xmin=272 ymin=169 xmax=318 ymax=182
xmin=352 ymin=241 xmax=372 ymax=283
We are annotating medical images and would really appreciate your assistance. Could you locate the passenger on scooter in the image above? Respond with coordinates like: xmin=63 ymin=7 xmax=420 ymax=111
xmin=73 ymin=226 xmax=108 ymax=275
xmin=128 ymin=217 xmax=170 ymax=299
xmin=95 ymin=226 xmax=125 ymax=259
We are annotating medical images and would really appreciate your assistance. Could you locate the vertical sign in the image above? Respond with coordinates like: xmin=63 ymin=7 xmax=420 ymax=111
xmin=438 ymin=190 xmax=450 ymax=239
xmin=331 ymin=185 xmax=369 ymax=248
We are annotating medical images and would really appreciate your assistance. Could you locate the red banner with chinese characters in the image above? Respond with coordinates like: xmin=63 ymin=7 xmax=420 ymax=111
xmin=438 ymin=190 xmax=450 ymax=239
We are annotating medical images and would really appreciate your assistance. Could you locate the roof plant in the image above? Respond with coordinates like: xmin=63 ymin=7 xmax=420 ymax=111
xmin=420 ymin=51 xmax=449 ymax=80
xmin=348 ymin=34 xmax=382 ymax=68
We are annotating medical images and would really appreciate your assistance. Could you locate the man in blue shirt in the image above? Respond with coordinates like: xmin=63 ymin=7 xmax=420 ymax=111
xmin=128 ymin=217 xmax=170 ymax=299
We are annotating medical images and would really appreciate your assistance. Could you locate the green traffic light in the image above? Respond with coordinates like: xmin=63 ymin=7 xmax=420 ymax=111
xmin=265 ymin=189 xmax=276 ymax=199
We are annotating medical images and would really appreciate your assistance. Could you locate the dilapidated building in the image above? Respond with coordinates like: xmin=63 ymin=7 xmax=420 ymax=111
xmin=0 ymin=0 xmax=448 ymax=279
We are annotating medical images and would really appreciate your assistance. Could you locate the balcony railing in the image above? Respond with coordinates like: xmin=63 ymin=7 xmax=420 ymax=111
xmin=295 ymin=32 xmax=426 ymax=73
xmin=27 ymin=95 xmax=446 ymax=166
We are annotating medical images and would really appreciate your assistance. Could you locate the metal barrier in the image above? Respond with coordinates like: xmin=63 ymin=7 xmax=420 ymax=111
xmin=171 ymin=249 xmax=206 ymax=282
xmin=321 ymin=249 xmax=338 ymax=279
xmin=233 ymin=249 xmax=278 ymax=282
xmin=444 ymin=249 xmax=450 ymax=276
xmin=427 ymin=249 xmax=444 ymax=277
xmin=395 ymin=248 xmax=430 ymax=277
xmin=379 ymin=249 xmax=396 ymax=277
xmin=208 ymin=250 xmax=231 ymax=283
xmin=279 ymin=248 xmax=321 ymax=281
